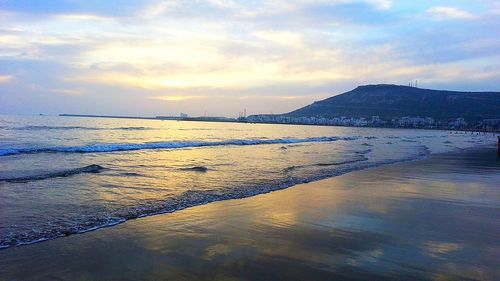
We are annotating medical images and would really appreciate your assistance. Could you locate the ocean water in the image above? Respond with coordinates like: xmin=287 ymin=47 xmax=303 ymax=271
xmin=0 ymin=115 xmax=494 ymax=249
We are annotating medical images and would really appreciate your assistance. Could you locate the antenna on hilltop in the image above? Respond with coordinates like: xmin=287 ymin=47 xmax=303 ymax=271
xmin=408 ymin=80 xmax=419 ymax=88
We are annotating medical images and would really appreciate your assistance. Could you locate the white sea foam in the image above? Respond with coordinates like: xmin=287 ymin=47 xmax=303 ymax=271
xmin=0 ymin=136 xmax=357 ymax=156
xmin=8 ymin=125 xmax=154 ymax=131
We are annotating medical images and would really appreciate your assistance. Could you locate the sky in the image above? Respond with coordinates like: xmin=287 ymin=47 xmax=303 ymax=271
xmin=0 ymin=0 xmax=499 ymax=117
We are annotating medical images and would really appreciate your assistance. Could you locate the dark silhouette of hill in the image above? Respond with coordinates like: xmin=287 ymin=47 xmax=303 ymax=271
xmin=286 ymin=84 xmax=500 ymax=121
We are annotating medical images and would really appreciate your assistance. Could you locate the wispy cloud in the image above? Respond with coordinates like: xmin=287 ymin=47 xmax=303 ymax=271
xmin=367 ymin=0 xmax=392 ymax=11
xmin=0 ymin=75 xmax=14 ymax=84
xmin=426 ymin=6 xmax=475 ymax=20
xmin=153 ymin=95 xmax=209 ymax=101
xmin=50 ymin=88 xmax=83 ymax=95
xmin=237 ymin=95 xmax=317 ymax=100
xmin=55 ymin=14 xmax=112 ymax=22
xmin=0 ymin=1 xmax=498 ymax=116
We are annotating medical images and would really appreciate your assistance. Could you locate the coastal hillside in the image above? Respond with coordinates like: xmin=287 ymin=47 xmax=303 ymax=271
xmin=286 ymin=84 xmax=500 ymax=121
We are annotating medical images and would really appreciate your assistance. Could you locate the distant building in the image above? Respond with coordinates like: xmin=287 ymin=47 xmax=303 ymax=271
xmin=481 ymin=119 xmax=500 ymax=131
xmin=483 ymin=119 xmax=500 ymax=126
xmin=245 ymin=113 xmax=492 ymax=131
xmin=391 ymin=116 xmax=434 ymax=127
xmin=450 ymin=118 xmax=467 ymax=128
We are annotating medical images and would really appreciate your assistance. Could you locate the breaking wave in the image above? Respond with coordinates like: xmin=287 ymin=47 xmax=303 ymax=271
xmin=0 ymin=136 xmax=358 ymax=156
xmin=7 ymin=125 xmax=154 ymax=131
xmin=284 ymin=155 xmax=368 ymax=172
xmin=180 ymin=166 xmax=209 ymax=172
xmin=0 ymin=165 xmax=105 ymax=183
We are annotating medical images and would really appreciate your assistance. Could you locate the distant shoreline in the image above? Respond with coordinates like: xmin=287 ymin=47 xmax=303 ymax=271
xmin=58 ymin=114 xmax=499 ymax=133
xmin=59 ymin=114 xmax=167 ymax=120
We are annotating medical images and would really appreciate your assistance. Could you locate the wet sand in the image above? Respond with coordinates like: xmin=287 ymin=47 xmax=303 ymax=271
xmin=0 ymin=147 xmax=499 ymax=280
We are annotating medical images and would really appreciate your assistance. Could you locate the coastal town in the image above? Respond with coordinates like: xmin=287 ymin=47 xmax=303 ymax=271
xmin=59 ymin=113 xmax=500 ymax=132
xmin=243 ymin=114 xmax=500 ymax=132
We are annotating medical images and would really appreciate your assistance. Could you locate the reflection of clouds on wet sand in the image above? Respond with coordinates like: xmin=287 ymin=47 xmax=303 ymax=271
xmin=422 ymin=241 xmax=461 ymax=258
xmin=120 ymin=150 xmax=498 ymax=280
xmin=133 ymin=148 xmax=499 ymax=280
xmin=204 ymin=244 xmax=231 ymax=260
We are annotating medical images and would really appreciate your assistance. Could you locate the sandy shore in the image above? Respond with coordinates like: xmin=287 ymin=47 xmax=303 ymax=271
xmin=0 ymin=146 xmax=499 ymax=280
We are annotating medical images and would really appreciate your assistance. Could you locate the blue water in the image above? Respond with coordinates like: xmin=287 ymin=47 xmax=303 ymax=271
xmin=0 ymin=115 xmax=494 ymax=248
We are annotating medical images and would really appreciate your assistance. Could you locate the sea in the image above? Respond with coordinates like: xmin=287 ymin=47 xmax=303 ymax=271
xmin=0 ymin=114 xmax=495 ymax=249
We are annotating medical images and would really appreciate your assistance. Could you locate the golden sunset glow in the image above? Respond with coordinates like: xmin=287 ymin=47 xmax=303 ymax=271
xmin=0 ymin=1 xmax=499 ymax=117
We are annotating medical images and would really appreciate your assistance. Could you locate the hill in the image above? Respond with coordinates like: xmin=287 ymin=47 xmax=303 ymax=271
xmin=285 ymin=84 xmax=500 ymax=121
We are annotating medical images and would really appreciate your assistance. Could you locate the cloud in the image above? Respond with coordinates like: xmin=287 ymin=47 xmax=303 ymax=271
xmin=426 ymin=6 xmax=475 ymax=20
xmin=55 ymin=14 xmax=112 ymax=22
xmin=0 ymin=75 xmax=14 ymax=83
xmin=153 ymin=95 xmax=208 ymax=101
xmin=236 ymin=95 xmax=317 ymax=100
xmin=49 ymin=88 xmax=83 ymax=95
xmin=0 ymin=1 xmax=499 ymax=116
xmin=0 ymin=0 xmax=145 ymax=18
xmin=368 ymin=0 xmax=391 ymax=10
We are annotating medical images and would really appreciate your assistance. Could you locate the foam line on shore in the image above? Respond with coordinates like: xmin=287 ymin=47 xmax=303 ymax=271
xmin=0 ymin=145 xmax=430 ymax=249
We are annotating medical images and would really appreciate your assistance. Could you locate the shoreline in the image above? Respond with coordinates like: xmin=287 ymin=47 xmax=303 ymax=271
xmin=0 ymin=145 xmax=498 ymax=280
xmin=0 ymin=142 xmax=427 ymax=249
xmin=0 ymin=143 xmax=494 ymax=250
xmin=48 ymin=114 xmax=499 ymax=133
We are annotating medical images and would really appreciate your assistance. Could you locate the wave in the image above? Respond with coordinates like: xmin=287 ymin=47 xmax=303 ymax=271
xmin=284 ymin=155 xmax=368 ymax=172
xmin=0 ymin=145 xmax=430 ymax=249
xmin=0 ymin=165 xmax=105 ymax=183
xmin=118 ymin=172 xmax=147 ymax=177
xmin=355 ymin=149 xmax=372 ymax=154
xmin=0 ymin=136 xmax=358 ymax=157
xmin=180 ymin=166 xmax=209 ymax=172
xmin=8 ymin=125 xmax=153 ymax=131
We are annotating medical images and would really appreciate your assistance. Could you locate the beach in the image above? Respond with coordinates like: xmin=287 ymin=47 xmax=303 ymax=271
xmin=3 ymin=1 xmax=500 ymax=279
xmin=1 ymin=145 xmax=498 ymax=280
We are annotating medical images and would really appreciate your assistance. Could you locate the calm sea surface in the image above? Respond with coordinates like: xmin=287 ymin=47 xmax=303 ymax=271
xmin=0 ymin=115 xmax=494 ymax=248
